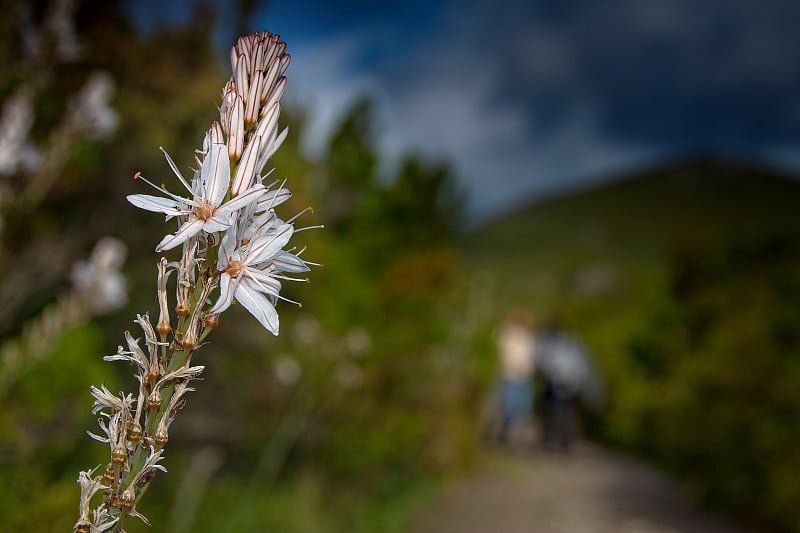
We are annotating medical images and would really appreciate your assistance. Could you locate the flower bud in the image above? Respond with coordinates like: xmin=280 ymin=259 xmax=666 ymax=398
xmin=156 ymin=258 xmax=171 ymax=335
xmin=227 ymin=95 xmax=244 ymax=162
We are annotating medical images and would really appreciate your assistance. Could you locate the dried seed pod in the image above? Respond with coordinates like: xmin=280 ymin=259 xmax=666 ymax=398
xmin=103 ymin=463 xmax=115 ymax=485
xmin=147 ymin=388 xmax=161 ymax=410
xmin=146 ymin=365 xmax=160 ymax=386
xmin=111 ymin=444 xmax=126 ymax=465
xmin=109 ymin=493 xmax=120 ymax=508
xmin=119 ymin=489 xmax=134 ymax=509
xmin=154 ymin=428 xmax=168 ymax=447
xmin=204 ymin=314 xmax=219 ymax=329
xmin=128 ymin=423 xmax=142 ymax=443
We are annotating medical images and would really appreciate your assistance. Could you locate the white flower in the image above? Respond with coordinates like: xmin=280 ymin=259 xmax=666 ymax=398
xmin=71 ymin=236 xmax=127 ymax=312
xmin=75 ymin=467 xmax=113 ymax=532
xmin=68 ymin=72 xmax=118 ymax=139
xmin=0 ymin=90 xmax=37 ymax=176
xmin=127 ymin=143 xmax=266 ymax=251
xmin=208 ymin=214 xmax=309 ymax=335
xmin=89 ymin=384 xmax=131 ymax=415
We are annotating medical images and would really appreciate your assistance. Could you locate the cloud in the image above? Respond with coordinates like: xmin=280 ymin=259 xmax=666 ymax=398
xmin=284 ymin=33 xmax=378 ymax=157
xmin=267 ymin=0 xmax=800 ymax=221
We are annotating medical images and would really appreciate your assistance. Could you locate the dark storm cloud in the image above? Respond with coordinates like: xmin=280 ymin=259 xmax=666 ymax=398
xmin=128 ymin=0 xmax=800 ymax=219
xmin=439 ymin=0 xmax=800 ymax=148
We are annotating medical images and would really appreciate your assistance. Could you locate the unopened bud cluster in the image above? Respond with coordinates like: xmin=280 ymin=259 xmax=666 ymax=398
xmin=74 ymin=31 xmax=318 ymax=532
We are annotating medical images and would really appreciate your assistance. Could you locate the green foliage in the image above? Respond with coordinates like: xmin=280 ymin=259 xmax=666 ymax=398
xmin=619 ymin=233 xmax=800 ymax=531
xmin=0 ymin=324 xmax=112 ymax=532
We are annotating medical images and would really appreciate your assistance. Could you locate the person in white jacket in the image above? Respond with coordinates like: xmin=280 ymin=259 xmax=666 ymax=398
xmin=495 ymin=308 xmax=536 ymax=445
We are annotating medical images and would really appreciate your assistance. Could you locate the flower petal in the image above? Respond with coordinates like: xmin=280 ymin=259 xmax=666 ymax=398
xmin=272 ymin=251 xmax=311 ymax=273
xmin=127 ymin=194 xmax=184 ymax=215
xmin=243 ymin=268 xmax=281 ymax=296
xmin=257 ymin=187 xmax=291 ymax=210
xmin=217 ymin=225 xmax=239 ymax=271
xmin=244 ymin=223 xmax=293 ymax=266
xmin=262 ymin=77 xmax=286 ymax=120
xmin=155 ymin=218 xmax=205 ymax=252
xmin=217 ymin=184 xmax=267 ymax=216
xmin=201 ymin=144 xmax=231 ymax=207
xmin=235 ymin=278 xmax=279 ymax=335
xmin=231 ymin=135 xmax=261 ymax=197
xmin=202 ymin=215 xmax=232 ymax=234
xmin=261 ymin=126 xmax=288 ymax=168
xmin=254 ymin=101 xmax=279 ymax=140
xmin=208 ymin=273 xmax=236 ymax=316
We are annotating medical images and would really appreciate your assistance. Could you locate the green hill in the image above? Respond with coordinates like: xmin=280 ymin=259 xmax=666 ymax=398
xmin=464 ymin=156 xmax=800 ymax=313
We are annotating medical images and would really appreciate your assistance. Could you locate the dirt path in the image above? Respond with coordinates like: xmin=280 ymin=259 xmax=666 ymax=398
xmin=410 ymin=443 xmax=752 ymax=533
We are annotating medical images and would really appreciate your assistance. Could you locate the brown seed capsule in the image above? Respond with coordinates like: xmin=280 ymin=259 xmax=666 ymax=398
xmin=182 ymin=324 xmax=198 ymax=350
xmin=146 ymin=367 xmax=160 ymax=385
xmin=148 ymin=388 xmax=162 ymax=410
xmin=156 ymin=321 xmax=172 ymax=336
xmin=119 ymin=489 xmax=135 ymax=509
xmin=175 ymin=303 xmax=190 ymax=317
xmin=74 ymin=522 xmax=91 ymax=533
xmin=154 ymin=428 xmax=168 ymax=447
xmin=128 ymin=423 xmax=142 ymax=443
xmin=204 ymin=314 xmax=219 ymax=329
xmin=111 ymin=447 xmax=126 ymax=465
xmin=103 ymin=463 xmax=115 ymax=485
xmin=106 ymin=492 xmax=119 ymax=508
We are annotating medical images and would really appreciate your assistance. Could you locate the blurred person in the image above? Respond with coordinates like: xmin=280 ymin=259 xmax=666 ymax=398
xmin=537 ymin=320 xmax=601 ymax=452
xmin=494 ymin=308 xmax=537 ymax=446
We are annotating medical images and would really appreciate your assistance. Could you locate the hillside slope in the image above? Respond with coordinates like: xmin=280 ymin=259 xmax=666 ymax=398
xmin=463 ymin=157 xmax=800 ymax=313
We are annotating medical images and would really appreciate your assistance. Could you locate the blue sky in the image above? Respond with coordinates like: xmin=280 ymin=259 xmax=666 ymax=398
xmin=126 ymin=0 xmax=800 ymax=221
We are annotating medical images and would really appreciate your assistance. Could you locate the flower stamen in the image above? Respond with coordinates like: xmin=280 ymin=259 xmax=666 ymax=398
xmin=226 ymin=260 xmax=243 ymax=278
xmin=195 ymin=203 xmax=214 ymax=221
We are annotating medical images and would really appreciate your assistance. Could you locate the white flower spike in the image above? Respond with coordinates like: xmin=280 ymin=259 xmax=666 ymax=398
xmin=77 ymin=29 xmax=317 ymax=532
